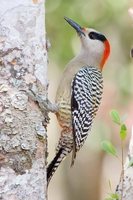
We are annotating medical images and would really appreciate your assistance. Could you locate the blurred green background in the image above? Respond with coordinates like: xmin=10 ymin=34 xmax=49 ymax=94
xmin=46 ymin=0 xmax=133 ymax=199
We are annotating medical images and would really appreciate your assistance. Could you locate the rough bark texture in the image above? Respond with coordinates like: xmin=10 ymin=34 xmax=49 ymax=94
xmin=0 ymin=0 xmax=47 ymax=199
xmin=116 ymin=127 xmax=133 ymax=200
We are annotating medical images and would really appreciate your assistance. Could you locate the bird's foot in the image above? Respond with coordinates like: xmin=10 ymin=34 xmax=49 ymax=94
xmin=25 ymin=87 xmax=59 ymax=113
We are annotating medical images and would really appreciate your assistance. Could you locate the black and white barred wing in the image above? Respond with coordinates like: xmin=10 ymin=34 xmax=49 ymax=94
xmin=71 ymin=66 xmax=103 ymax=160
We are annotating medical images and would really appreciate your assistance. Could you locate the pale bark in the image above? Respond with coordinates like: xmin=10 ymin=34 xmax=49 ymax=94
xmin=0 ymin=0 xmax=47 ymax=199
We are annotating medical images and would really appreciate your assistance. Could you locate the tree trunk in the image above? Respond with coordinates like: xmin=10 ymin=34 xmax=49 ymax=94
xmin=0 ymin=0 xmax=47 ymax=199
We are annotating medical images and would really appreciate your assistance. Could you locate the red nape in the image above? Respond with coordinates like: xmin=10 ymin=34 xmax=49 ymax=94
xmin=100 ymin=39 xmax=110 ymax=70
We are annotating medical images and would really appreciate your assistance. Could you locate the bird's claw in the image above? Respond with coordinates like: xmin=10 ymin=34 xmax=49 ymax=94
xmin=22 ymin=87 xmax=59 ymax=113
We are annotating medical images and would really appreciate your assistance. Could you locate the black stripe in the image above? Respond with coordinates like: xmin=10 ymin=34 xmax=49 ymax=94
xmin=89 ymin=32 xmax=107 ymax=42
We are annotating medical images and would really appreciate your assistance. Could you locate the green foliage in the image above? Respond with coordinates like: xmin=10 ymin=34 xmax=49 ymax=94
xmin=102 ymin=110 xmax=127 ymax=158
xmin=110 ymin=193 xmax=119 ymax=199
xmin=120 ymin=124 xmax=127 ymax=140
xmin=105 ymin=193 xmax=119 ymax=200
xmin=105 ymin=181 xmax=120 ymax=200
xmin=110 ymin=109 xmax=127 ymax=141
xmin=101 ymin=140 xmax=117 ymax=157
xmin=110 ymin=110 xmax=121 ymax=125
xmin=128 ymin=158 xmax=133 ymax=167
xmin=102 ymin=109 xmax=128 ymax=200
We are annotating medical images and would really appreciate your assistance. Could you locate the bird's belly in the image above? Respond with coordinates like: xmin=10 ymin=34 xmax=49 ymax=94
xmin=56 ymin=99 xmax=72 ymax=129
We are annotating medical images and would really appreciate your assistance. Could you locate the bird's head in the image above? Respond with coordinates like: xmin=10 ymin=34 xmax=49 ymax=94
xmin=64 ymin=17 xmax=110 ymax=70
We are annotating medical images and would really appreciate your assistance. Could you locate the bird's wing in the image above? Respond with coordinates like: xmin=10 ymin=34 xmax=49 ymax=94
xmin=71 ymin=66 xmax=103 ymax=165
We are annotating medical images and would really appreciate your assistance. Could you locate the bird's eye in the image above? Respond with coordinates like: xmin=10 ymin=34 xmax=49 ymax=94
xmin=88 ymin=32 xmax=96 ymax=40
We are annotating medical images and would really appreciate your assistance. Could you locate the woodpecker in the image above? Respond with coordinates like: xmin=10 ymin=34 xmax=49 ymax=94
xmin=47 ymin=17 xmax=110 ymax=184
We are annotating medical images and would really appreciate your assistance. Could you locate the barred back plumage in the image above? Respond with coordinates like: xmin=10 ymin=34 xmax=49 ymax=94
xmin=47 ymin=66 xmax=103 ymax=183
xmin=71 ymin=66 xmax=103 ymax=164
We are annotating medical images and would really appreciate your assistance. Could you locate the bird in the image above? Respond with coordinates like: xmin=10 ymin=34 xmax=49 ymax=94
xmin=47 ymin=16 xmax=110 ymax=184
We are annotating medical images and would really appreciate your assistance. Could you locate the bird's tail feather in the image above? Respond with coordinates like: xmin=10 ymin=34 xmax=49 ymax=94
xmin=47 ymin=148 xmax=69 ymax=185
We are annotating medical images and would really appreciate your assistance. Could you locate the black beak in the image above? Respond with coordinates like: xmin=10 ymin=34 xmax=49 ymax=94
xmin=64 ymin=17 xmax=85 ymax=36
